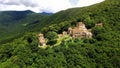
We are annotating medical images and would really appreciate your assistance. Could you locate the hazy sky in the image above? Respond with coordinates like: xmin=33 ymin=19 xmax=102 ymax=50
xmin=0 ymin=0 xmax=104 ymax=13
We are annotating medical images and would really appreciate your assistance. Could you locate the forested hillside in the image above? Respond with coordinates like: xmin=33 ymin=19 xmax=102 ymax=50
xmin=0 ymin=0 xmax=120 ymax=68
xmin=0 ymin=10 xmax=52 ymax=43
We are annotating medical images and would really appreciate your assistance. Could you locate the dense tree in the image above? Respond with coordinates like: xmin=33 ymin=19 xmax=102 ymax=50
xmin=46 ymin=31 xmax=58 ymax=41
xmin=0 ymin=0 xmax=120 ymax=68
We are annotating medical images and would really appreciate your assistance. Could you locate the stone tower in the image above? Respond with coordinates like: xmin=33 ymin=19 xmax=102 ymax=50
xmin=77 ymin=22 xmax=87 ymax=31
xmin=39 ymin=33 xmax=46 ymax=46
xmin=68 ymin=27 xmax=73 ymax=35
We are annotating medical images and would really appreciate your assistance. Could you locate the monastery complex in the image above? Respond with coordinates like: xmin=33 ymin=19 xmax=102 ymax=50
xmin=39 ymin=22 xmax=103 ymax=46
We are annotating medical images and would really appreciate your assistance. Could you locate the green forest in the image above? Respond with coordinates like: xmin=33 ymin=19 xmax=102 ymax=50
xmin=0 ymin=0 xmax=120 ymax=68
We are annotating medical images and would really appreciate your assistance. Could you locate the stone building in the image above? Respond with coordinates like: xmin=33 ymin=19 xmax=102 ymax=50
xmin=58 ymin=31 xmax=68 ymax=38
xmin=68 ymin=22 xmax=92 ymax=38
xmin=62 ymin=31 xmax=68 ymax=35
xmin=38 ymin=33 xmax=46 ymax=46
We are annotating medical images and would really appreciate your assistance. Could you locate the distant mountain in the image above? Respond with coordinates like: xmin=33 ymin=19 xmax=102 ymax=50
xmin=0 ymin=10 xmax=51 ymax=41
xmin=0 ymin=10 xmax=33 ymax=25
xmin=40 ymin=12 xmax=53 ymax=15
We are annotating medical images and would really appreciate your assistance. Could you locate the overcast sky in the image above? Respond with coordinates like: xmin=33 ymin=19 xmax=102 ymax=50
xmin=0 ymin=0 xmax=104 ymax=13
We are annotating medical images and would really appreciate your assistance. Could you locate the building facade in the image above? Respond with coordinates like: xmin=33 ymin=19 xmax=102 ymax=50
xmin=68 ymin=22 xmax=92 ymax=38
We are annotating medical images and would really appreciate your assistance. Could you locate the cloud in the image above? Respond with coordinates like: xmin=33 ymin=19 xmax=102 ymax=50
xmin=69 ymin=0 xmax=79 ymax=6
xmin=76 ymin=0 xmax=105 ymax=7
xmin=0 ymin=0 xmax=104 ymax=13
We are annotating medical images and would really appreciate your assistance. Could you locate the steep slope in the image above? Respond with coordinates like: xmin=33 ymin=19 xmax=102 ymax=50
xmin=29 ymin=0 xmax=119 ymax=31
xmin=0 ymin=10 xmax=32 ymax=41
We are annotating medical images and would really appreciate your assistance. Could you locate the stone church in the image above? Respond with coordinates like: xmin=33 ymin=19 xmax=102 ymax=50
xmin=68 ymin=22 xmax=92 ymax=38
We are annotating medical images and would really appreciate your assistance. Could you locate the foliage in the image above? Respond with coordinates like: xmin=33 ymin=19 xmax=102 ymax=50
xmin=46 ymin=31 xmax=58 ymax=45
xmin=0 ymin=0 xmax=120 ymax=68
xmin=0 ymin=32 xmax=120 ymax=68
